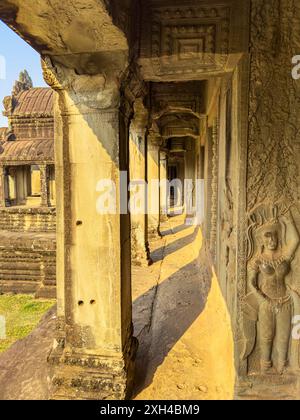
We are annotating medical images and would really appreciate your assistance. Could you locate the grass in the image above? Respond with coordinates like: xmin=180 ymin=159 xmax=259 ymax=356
xmin=0 ymin=294 xmax=55 ymax=354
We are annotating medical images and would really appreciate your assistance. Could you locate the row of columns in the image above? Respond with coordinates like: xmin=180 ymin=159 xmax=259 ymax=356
xmin=41 ymin=58 xmax=197 ymax=400
xmin=130 ymin=126 xmax=200 ymax=265
xmin=130 ymin=127 xmax=173 ymax=265
xmin=42 ymin=60 xmax=142 ymax=399
xmin=0 ymin=164 xmax=52 ymax=208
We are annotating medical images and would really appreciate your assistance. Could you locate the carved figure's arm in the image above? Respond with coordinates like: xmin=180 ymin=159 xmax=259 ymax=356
xmin=248 ymin=265 xmax=266 ymax=305
xmin=282 ymin=213 xmax=300 ymax=260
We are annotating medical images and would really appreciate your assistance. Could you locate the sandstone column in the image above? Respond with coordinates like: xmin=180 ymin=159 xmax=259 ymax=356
xmin=42 ymin=58 xmax=137 ymax=400
xmin=160 ymin=150 xmax=168 ymax=223
xmin=204 ymin=127 xmax=213 ymax=240
xmin=147 ymin=130 xmax=162 ymax=239
xmin=40 ymin=164 xmax=51 ymax=207
xmin=129 ymin=99 xmax=151 ymax=266
xmin=0 ymin=165 xmax=6 ymax=207
xmin=184 ymin=138 xmax=196 ymax=220
xmin=210 ymin=118 xmax=219 ymax=261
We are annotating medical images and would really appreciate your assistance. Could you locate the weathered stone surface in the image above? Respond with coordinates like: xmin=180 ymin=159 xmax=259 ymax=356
xmin=0 ymin=231 xmax=56 ymax=298
xmin=0 ymin=80 xmax=56 ymax=297
xmin=0 ymin=216 xmax=235 ymax=400
xmin=235 ymin=0 xmax=300 ymax=399
xmin=1 ymin=0 xmax=300 ymax=401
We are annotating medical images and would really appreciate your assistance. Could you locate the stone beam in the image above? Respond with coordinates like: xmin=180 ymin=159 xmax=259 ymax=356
xmin=0 ymin=0 xmax=129 ymax=74
xmin=139 ymin=0 xmax=250 ymax=82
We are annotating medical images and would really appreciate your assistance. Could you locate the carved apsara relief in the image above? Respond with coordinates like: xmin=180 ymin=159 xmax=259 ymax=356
xmin=243 ymin=0 xmax=300 ymax=381
xmin=242 ymin=204 xmax=300 ymax=375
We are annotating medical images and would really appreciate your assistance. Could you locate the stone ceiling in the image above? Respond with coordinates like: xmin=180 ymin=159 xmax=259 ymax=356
xmin=139 ymin=0 xmax=250 ymax=82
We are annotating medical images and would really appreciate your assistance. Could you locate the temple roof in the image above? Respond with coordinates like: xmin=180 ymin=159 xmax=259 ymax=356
xmin=0 ymin=138 xmax=54 ymax=164
xmin=12 ymin=88 xmax=53 ymax=117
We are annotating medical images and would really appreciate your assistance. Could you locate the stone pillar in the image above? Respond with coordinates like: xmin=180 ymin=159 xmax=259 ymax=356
xmin=0 ymin=165 xmax=6 ymax=207
xmin=147 ymin=130 xmax=162 ymax=239
xmin=184 ymin=138 xmax=196 ymax=220
xmin=204 ymin=128 xmax=213 ymax=240
xmin=40 ymin=164 xmax=51 ymax=207
xmin=129 ymin=99 xmax=151 ymax=266
xmin=210 ymin=118 xmax=219 ymax=262
xmin=42 ymin=58 xmax=137 ymax=400
xmin=160 ymin=150 xmax=168 ymax=223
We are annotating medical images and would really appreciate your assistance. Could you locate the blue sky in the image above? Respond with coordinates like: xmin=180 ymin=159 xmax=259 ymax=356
xmin=0 ymin=21 xmax=46 ymax=127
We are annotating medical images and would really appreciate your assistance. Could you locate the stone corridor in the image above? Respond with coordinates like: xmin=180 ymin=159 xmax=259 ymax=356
xmin=132 ymin=214 xmax=234 ymax=400
xmin=1 ymin=0 xmax=300 ymax=400
xmin=0 ymin=214 xmax=234 ymax=400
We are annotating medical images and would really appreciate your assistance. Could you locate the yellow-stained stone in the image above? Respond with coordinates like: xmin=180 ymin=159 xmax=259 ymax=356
xmin=134 ymin=215 xmax=235 ymax=400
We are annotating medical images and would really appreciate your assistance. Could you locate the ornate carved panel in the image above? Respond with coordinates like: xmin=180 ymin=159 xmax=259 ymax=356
xmin=237 ymin=0 xmax=300 ymax=399
xmin=151 ymin=81 xmax=204 ymax=114
xmin=247 ymin=0 xmax=300 ymax=212
xmin=139 ymin=0 xmax=248 ymax=81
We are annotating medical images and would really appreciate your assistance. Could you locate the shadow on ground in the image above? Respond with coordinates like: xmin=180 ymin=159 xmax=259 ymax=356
xmin=0 ymin=224 xmax=214 ymax=400
xmin=132 ymin=238 xmax=213 ymax=398
xmin=151 ymin=227 xmax=200 ymax=262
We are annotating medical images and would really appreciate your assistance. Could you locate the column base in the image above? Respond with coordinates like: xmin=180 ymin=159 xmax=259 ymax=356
xmin=160 ymin=214 xmax=169 ymax=223
xmin=132 ymin=244 xmax=153 ymax=267
xmin=148 ymin=227 xmax=162 ymax=241
xmin=48 ymin=336 xmax=138 ymax=400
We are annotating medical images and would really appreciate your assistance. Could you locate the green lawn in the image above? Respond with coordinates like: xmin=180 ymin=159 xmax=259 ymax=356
xmin=0 ymin=294 xmax=55 ymax=353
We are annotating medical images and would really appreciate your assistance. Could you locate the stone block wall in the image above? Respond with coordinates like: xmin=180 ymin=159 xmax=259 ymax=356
xmin=0 ymin=234 xmax=56 ymax=298
xmin=0 ymin=208 xmax=56 ymax=232
xmin=0 ymin=208 xmax=56 ymax=298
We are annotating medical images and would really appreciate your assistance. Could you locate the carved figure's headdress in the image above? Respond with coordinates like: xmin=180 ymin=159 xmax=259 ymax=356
xmin=247 ymin=205 xmax=286 ymax=260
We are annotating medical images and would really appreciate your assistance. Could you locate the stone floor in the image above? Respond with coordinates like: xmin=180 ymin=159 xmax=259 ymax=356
xmin=132 ymin=215 xmax=235 ymax=400
xmin=0 ymin=214 xmax=235 ymax=400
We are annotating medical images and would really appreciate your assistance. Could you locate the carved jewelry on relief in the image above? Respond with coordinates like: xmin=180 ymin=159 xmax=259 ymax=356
xmin=242 ymin=204 xmax=300 ymax=375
